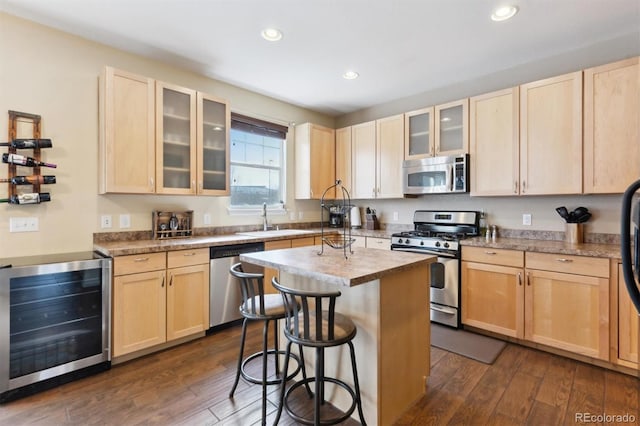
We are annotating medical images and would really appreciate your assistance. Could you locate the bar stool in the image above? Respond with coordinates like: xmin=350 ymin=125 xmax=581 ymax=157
xmin=272 ymin=277 xmax=367 ymax=426
xmin=228 ymin=263 xmax=308 ymax=425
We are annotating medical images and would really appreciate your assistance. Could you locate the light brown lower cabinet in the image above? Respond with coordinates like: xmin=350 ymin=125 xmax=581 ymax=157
xmin=617 ymin=263 xmax=639 ymax=367
xmin=462 ymin=247 xmax=610 ymax=360
xmin=112 ymin=248 xmax=209 ymax=357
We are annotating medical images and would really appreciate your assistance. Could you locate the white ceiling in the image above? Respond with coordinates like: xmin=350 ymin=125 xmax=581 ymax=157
xmin=1 ymin=0 xmax=639 ymax=116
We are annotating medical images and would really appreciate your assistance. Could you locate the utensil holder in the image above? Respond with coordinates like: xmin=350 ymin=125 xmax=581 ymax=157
xmin=565 ymin=223 xmax=584 ymax=244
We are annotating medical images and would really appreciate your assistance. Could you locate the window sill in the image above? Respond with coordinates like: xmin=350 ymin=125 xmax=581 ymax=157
xmin=227 ymin=206 xmax=287 ymax=216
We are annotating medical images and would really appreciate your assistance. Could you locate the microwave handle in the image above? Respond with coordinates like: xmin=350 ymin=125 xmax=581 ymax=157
xmin=449 ymin=163 xmax=454 ymax=192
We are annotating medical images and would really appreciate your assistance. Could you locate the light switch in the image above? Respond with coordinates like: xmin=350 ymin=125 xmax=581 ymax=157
xmin=119 ymin=214 xmax=131 ymax=229
xmin=9 ymin=217 xmax=39 ymax=232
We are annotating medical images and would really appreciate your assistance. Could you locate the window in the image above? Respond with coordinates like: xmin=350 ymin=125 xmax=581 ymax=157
xmin=229 ymin=114 xmax=288 ymax=209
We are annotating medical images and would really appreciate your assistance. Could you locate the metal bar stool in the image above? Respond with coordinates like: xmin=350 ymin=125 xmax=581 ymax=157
xmin=228 ymin=263 xmax=308 ymax=425
xmin=272 ymin=277 xmax=367 ymax=426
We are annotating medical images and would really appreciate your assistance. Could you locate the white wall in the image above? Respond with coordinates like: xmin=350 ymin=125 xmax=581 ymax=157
xmin=0 ymin=13 xmax=331 ymax=258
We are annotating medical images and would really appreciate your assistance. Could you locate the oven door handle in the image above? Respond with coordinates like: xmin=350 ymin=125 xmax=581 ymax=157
xmin=431 ymin=304 xmax=457 ymax=315
xmin=392 ymin=247 xmax=457 ymax=258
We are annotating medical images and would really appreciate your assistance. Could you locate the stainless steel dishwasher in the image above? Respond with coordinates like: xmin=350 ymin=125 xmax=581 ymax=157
xmin=209 ymin=242 xmax=265 ymax=328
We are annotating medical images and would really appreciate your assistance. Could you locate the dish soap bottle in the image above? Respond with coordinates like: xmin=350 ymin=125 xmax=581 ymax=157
xmin=479 ymin=210 xmax=487 ymax=237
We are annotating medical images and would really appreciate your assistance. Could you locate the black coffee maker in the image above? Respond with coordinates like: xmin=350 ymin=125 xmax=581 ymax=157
xmin=328 ymin=205 xmax=344 ymax=228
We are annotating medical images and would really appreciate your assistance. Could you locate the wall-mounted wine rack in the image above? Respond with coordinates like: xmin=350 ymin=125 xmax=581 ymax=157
xmin=8 ymin=111 xmax=43 ymax=198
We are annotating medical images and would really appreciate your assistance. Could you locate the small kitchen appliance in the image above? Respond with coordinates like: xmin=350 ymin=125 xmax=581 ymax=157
xmin=350 ymin=206 xmax=362 ymax=229
xmin=391 ymin=210 xmax=480 ymax=328
xmin=328 ymin=205 xmax=345 ymax=228
xmin=403 ymin=154 xmax=469 ymax=195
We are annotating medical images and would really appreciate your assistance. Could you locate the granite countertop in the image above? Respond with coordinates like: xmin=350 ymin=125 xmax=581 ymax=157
xmin=93 ymin=227 xmax=399 ymax=257
xmin=240 ymin=245 xmax=435 ymax=287
xmin=94 ymin=229 xmax=338 ymax=257
xmin=461 ymin=237 xmax=622 ymax=259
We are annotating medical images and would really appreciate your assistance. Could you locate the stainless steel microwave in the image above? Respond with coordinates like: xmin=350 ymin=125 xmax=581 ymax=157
xmin=403 ymin=154 xmax=469 ymax=195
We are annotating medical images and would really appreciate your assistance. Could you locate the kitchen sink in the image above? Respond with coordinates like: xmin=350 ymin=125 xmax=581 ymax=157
xmin=235 ymin=229 xmax=315 ymax=238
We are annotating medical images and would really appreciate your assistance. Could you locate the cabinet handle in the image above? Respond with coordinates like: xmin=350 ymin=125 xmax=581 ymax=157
xmin=517 ymin=272 xmax=522 ymax=286
xmin=183 ymin=252 xmax=196 ymax=256
xmin=199 ymin=182 xmax=203 ymax=190
xmin=526 ymin=272 xmax=530 ymax=286
xmin=555 ymin=258 xmax=573 ymax=263
xmin=484 ymin=251 xmax=497 ymax=255
xmin=514 ymin=181 xmax=518 ymax=194
xmin=169 ymin=275 xmax=173 ymax=286
xmin=522 ymin=180 xmax=526 ymax=193
xmin=310 ymin=189 xmax=314 ymax=198
xmin=134 ymin=257 xmax=149 ymax=262
xmin=161 ymin=276 xmax=165 ymax=287
xmin=150 ymin=178 xmax=154 ymax=191
xmin=192 ymin=180 xmax=196 ymax=188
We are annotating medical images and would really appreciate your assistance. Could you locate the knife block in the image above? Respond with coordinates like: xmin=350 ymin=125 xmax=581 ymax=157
xmin=365 ymin=213 xmax=379 ymax=230
xmin=565 ymin=223 xmax=584 ymax=244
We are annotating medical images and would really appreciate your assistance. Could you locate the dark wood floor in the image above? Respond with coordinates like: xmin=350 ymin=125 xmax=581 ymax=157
xmin=0 ymin=321 xmax=638 ymax=425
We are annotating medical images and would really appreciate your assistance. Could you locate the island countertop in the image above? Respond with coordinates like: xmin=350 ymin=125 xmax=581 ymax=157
xmin=240 ymin=245 xmax=435 ymax=287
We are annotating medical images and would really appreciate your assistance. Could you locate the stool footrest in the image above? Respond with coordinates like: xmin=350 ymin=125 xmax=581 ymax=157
xmin=240 ymin=349 xmax=302 ymax=386
xmin=283 ymin=377 xmax=357 ymax=425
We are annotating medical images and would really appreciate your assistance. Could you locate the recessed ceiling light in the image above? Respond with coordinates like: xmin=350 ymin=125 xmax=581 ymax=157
xmin=491 ymin=5 xmax=518 ymax=22
xmin=343 ymin=71 xmax=359 ymax=80
xmin=261 ymin=28 xmax=283 ymax=41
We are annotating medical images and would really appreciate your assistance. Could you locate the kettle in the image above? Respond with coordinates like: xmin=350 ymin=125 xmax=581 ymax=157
xmin=350 ymin=206 xmax=362 ymax=229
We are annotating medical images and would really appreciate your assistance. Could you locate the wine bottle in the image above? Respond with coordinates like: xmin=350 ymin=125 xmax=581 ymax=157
xmin=0 ymin=192 xmax=51 ymax=204
xmin=2 ymin=153 xmax=57 ymax=168
xmin=0 ymin=138 xmax=52 ymax=149
xmin=0 ymin=175 xmax=57 ymax=185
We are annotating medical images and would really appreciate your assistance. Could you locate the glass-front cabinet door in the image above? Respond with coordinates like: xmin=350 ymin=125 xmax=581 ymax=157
xmin=435 ymin=98 xmax=469 ymax=156
xmin=156 ymin=82 xmax=197 ymax=194
xmin=404 ymin=107 xmax=435 ymax=160
xmin=197 ymin=93 xmax=230 ymax=195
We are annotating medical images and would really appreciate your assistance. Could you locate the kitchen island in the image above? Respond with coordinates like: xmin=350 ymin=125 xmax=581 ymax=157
xmin=240 ymin=244 xmax=435 ymax=425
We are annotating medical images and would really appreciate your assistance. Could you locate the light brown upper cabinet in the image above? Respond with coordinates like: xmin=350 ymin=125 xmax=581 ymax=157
xmin=335 ymin=126 xmax=353 ymax=196
xmin=294 ymin=123 xmax=336 ymax=199
xmin=584 ymin=57 xmax=639 ymax=194
xmin=100 ymin=66 xmax=230 ymax=196
xmin=404 ymin=107 xmax=435 ymax=160
xmin=197 ymin=92 xmax=231 ymax=195
xmin=520 ymin=72 xmax=583 ymax=195
xmin=99 ymin=66 xmax=156 ymax=194
xmin=435 ymin=98 xmax=469 ymax=156
xmin=376 ymin=114 xmax=405 ymax=198
xmin=470 ymin=87 xmax=520 ymax=196
xmin=351 ymin=121 xmax=377 ymax=199
xmin=155 ymin=82 xmax=197 ymax=195
xmin=351 ymin=115 xmax=404 ymax=199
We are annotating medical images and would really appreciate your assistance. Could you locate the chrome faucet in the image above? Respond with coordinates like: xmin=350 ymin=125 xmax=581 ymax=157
xmin=262 ymin=202 xmax=269 ymax=231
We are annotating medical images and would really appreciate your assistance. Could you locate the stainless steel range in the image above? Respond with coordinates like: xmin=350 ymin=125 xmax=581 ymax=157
xmin=391 ymin=210 xmax=480 ymax=328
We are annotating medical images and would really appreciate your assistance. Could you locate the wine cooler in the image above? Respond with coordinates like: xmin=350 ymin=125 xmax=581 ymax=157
xmin=0 ymin=252 xmax=111 ymax=402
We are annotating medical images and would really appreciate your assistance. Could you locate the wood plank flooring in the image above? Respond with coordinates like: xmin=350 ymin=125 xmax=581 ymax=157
xmin=0 ymin=321 xmax=638 ymax=425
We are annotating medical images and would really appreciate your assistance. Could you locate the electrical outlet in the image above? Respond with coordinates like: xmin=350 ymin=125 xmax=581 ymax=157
xmin=523 ymin=214 xmax=532 ymax=226
xmin=101 ymin=215 xmax=112 ymax=229
xmin=393 ymin=211 xmax=399 ymax=221
xmin=298 ymin=211 xmax=304 ymax=220
xmin=9 ymin=217 xmax=39 ymax=232
xmin=119 ymin=214 xmax=131 ymax=229
xmin=203 ymin=213 xmax=212 ymax=225
xmin=289 ymin=211 xmax=296 ymax=221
